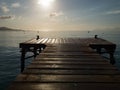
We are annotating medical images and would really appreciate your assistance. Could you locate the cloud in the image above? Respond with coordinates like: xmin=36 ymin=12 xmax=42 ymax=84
xmin=49 ymin=11 xmax=64 ymax=17
xmin=11 ymin=3 xmax=20 ymax=8
xmin=0 ymin=2 xmax=20 ymax=13
xmin=106 ymin=10 xmax=120 ymax=15
xmin=0 ymin=5 xmax=10 ymax=13
xmin=0 ymin=15 xmax=15 ymax=20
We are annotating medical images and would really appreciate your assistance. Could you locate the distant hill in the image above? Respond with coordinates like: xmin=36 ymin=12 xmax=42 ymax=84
xmin=0 ymin=27 xmax=23 ymax=31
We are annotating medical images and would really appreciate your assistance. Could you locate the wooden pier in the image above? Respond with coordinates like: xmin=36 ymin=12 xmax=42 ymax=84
xmin=8 ymin=37 xmax=120 ymax=90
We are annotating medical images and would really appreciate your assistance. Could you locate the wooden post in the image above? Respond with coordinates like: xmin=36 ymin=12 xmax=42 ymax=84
xmin=109 ymin=52 xmax=115 ymax=65
xmin=107 ymin=45 xmax=116 ymax=65
xmin=33 ymin=47 xmax=37 ymax=58
xmin=20 ymin=48 xmax=26 ymax=72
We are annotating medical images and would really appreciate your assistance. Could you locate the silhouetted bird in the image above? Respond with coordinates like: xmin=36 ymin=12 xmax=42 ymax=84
xmin=36 ymin=35 xmax=40 ymax=40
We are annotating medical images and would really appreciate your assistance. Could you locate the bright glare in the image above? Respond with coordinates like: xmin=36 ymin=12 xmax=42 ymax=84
xmin=38 ymin=0 xmax=55 ymax=9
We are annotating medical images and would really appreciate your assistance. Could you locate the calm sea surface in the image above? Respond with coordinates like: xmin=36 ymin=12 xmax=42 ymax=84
xmin=0 ymin=30 xmax=120 ymax=90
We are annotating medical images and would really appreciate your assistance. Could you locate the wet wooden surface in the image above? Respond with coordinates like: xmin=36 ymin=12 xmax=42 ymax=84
xmin=8 ymin=38 xmax=120 ymax=90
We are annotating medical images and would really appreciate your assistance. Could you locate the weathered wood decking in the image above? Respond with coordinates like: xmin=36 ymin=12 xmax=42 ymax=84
xmin=8 ymin=38 xmax=120 ymax=90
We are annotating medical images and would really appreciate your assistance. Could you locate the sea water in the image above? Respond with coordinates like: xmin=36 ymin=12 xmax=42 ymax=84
xmin=0 ymin=30 xmax=120 ymax=90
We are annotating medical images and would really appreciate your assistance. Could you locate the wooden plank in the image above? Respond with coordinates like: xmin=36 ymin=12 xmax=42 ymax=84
xmin=8 ymin=83 xmax=120 ymax=90
xmin=21 ymin=38 xmax=115 ymax=45
xmin=36 ymin=55 xmax=104 ymax=58
xmin=41 ymin=38 xmax=49 ymax=44
xmin=15 ymin=74 xmax=120 ymax=83
xmin=36 ymin=38 xmax=45 ymax=44
xmin=27 ymin=64 xmax=116 ymax=70
xmin=46 ymin=39 xmax=52 ymax=44
xmin=31 ymin=61 xmax=112 ymax=65
xmin=54 ymin=39 xmax=58 ymax=43
xmin=34 ymin=58 xmax=109 ymax=61
xmin=43 ymin=48 xmax=97 ymax=52
xmin=39 ymin=53 xmax=100 ymax=56
xmin=23 ymin=69 xmax=119 ymax=75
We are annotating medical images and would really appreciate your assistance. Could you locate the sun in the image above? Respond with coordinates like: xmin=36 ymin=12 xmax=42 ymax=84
xmin=38 ymin=0 xmax=55 ymax=9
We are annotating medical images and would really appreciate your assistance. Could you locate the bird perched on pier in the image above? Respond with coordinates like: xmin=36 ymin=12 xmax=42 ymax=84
xmin=36 ymin=35 xmax=40 ymax=40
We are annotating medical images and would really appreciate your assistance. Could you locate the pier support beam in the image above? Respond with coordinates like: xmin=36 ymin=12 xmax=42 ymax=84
xmin=109 ymin=52 xmax=115 ymax=64
xmin=89 ymin=44 xmax=116 ymax=65
xmin=19 ymin=43 xmax=46 ymax=72
xmin=20 ymin=49 xmax=25 ymax=72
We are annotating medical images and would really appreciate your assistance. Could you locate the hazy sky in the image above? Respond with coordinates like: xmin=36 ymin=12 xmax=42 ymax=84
xmin=0 ymin=0 xmax=120 ymax=31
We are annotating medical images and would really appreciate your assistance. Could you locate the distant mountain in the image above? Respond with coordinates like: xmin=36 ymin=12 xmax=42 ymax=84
xmin=0 ymin=27 xmax=23 ymax=31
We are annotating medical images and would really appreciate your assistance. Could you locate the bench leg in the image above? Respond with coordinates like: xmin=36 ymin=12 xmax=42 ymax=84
xmin=109 ymin=52 xmax=115 ymax=65
xmin=21 ymin=49 xmax=25 ymax=72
